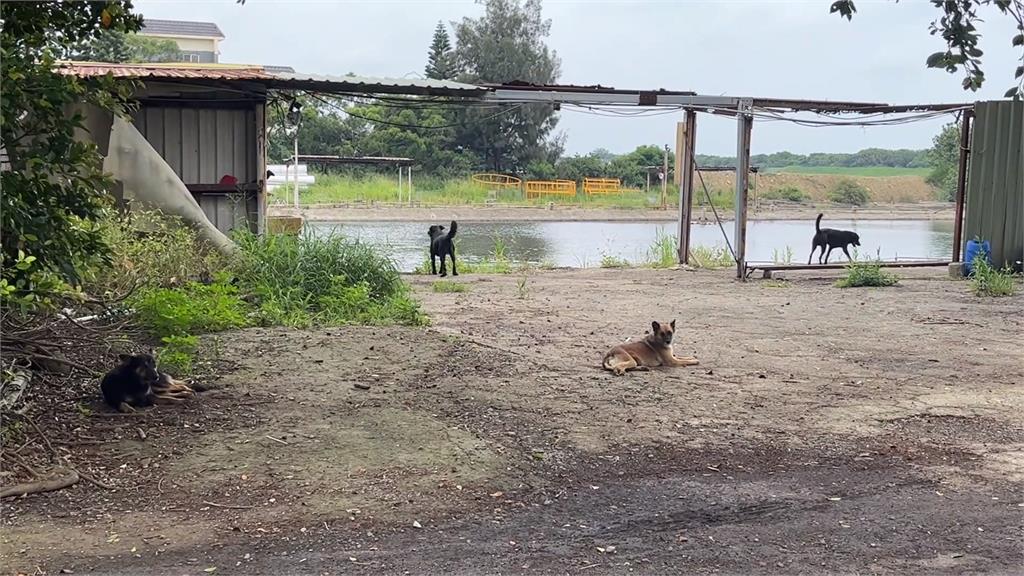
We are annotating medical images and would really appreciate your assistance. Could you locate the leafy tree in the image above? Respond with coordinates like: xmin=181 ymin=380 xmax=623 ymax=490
xmin=425 ymin=21 xmax=457 ymax=80
xmin=926 ymin=123 xmax=961 ymax=201
xmin=74 ymin=29 xmax=182 ymax=63
xmin=830 ymin=0 xmax=1024 ymax=97
xmin=452 ymin=0 xmax=562 ymax=172
xmin=266 ymin=96 xmax=368 ymax=163
xmin=1 ymin=1 xmax=142 ymax=308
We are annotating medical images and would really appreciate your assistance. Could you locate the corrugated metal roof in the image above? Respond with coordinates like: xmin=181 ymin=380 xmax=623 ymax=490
xmin=57 ymin=62 xmax=487 ymax=97
xmin=58 ymin=61 xmax=273 ymax=80
xmin=964 ymin=100 xmax=1024 ymax=269
xmin=140 ymin=19 xmax=224 ymax=39
xmin=267 ymin=71 xmax=486 ymax=97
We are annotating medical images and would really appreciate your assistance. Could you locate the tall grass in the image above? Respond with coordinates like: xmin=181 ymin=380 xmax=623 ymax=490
xmin=232 ymin=231 xmax=427 ymax=327
xmin=689 ymin=245 xmax=734 ymax=269
xmin=969 ymin=255 xmax=1016 ymax=297
xmin=647 ymin=231 xmax=678 ymax=269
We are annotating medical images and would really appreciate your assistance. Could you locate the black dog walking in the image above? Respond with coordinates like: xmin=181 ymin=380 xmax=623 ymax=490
xmin=809 ymin=213 xmax=861 ymax=264
xmin=428 ymin=220 xmax=458 ymax=277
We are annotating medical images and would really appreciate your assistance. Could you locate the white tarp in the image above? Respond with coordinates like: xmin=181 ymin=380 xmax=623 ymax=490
xmin=103 ymin=115 xmax=235 ymax=256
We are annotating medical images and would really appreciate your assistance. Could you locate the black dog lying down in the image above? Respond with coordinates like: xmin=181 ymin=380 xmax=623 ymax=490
xmin=100 ymin=352 xmax=196 ymax=412
xmin=428 ymin=220 xmax=458 ymax=277
xmin=809 ymin=213 xmax=861 ymax=264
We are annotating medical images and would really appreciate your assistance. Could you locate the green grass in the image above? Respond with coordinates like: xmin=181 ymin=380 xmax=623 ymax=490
xmin=769 ymin=165 xmax=930 ymax=177
xmin=273 ymin=174 xmax=681 ymax=210
xmin=232 ymin=230 xmax=427 ymax=327
xmin=600 ymin=254 xmax=631 ymax=268
xmin=646 ymin=231 xmax=678 ymax=269
xmin=689 ymin=245 xmax=734 ymax=269
xmin=969 ymin=255 xmax=1016 ymax=297
xmin=836 ymin=260 xmax=899 ymax=288
xmin=414 ymin=235 xmax=521 ymax=275
xmin=432 ymin=280 xmax=469 ymax=293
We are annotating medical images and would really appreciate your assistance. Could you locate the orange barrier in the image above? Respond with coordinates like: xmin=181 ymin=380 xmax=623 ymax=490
xmin=583 ymin=177 xmax=622 ymax=195
xmin=472 ymin=173 xmax=522 ymax=190
xmin=525 ymin=180 xmax=576 ymax=198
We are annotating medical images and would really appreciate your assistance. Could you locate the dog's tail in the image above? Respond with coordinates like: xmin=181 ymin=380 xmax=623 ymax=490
xmin=815 ymin=213 xmax=823 ymax=233
xmin=601 ymin=351 xmax=615 ymax=370
xmin=447 ymin=220 xmax=458 ymax=240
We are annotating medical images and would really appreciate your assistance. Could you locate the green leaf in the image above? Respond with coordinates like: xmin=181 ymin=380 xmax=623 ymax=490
xmin=926 ymin=52 xmax=946 ymax=67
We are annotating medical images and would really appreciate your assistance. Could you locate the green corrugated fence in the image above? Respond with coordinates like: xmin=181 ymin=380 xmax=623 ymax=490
xmin=964 ymin=100 xmax=1024 ymax=270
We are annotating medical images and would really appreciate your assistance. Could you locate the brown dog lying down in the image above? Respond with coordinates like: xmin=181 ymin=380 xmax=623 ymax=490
xmin=602 ymin=320 xmax=699 ymax=376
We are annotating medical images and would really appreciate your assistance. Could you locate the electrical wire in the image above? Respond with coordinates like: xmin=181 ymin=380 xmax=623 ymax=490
xmin=306 ymin=91 xmax=525 ymax=130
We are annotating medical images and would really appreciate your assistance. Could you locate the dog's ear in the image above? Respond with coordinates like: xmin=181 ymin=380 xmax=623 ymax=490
xmin=670 ymin=319 xmax=676 ymax=330
xmin=651 ymin=321 xmax=660 ymax=333
xmin=117 ymin=353 xmax=131 ymax=362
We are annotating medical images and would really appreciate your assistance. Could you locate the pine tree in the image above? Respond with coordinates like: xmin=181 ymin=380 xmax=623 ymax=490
xmin=425 ymin=21 xmax=455 ymax=80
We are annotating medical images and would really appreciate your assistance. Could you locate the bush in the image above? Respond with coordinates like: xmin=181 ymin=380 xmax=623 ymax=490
xmin=828 ymin=180 xmax=870 ymax=206
xmin=231 ymin=231 xmax=427 ymax=327
xmin=131 ymin=280 xmax=250 ymax=338
xmin=762 ymin=186 xmax=807 ymax=202
xmin=836 ymin=260 xmax=899 ymax=288
xmin=91 ymin=210 xmax=222 ymax=297
xmin=969 ymin=256 xmax=1016 ymax=297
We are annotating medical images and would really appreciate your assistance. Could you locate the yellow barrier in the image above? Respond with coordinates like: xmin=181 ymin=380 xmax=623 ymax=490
xmin=472 ymin=173 xmax=522 ymax=190
xmin=525 ymin=180 xmax=576 ymax=198
xmin=583 ymin=177 xmax=622 ymax=195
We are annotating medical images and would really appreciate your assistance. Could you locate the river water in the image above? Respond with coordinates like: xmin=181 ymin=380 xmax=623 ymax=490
xmin=307 ymin=219 xmax=954 ymax=272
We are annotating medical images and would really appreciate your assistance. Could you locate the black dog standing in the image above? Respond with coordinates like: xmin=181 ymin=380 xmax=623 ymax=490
xmin=809 ymin=213 xmax=861 ymax=264
xmin=428 ymin=220 xmax=458 ymax=277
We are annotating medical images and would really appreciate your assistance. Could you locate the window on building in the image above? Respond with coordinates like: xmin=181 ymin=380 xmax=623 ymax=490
xmin=180 ymin=53 xmax=200 ymax=63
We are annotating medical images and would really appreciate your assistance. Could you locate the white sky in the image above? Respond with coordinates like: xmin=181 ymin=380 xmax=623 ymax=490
xmin=135 ymin=0 xmax=1020 ymax=156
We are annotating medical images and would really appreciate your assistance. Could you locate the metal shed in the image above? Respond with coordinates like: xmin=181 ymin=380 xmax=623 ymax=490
xmin=963 ymin=100 xmax=1024 ymax=270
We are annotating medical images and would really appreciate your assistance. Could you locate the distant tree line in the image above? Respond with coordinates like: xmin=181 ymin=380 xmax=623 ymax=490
xmin=695 ymin=148 xmax=930 ymax=169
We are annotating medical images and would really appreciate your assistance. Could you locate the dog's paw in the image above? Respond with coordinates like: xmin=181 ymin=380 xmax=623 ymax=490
xmin=635 ymin=366 xmax=651 ymax=371
xmin=452 ymin=271 xmax=459 ymax=276
xmin=439 ymin=273 xmax=448 ymax=278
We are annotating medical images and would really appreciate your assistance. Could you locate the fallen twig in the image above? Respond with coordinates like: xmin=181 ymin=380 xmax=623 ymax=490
xmin=202 ymin=500 xmax=255 ymax=510
xmin=265 ymin=435 xmax=289 ymax=446
xmin=0 ymin=468 xmax=79 ymax=499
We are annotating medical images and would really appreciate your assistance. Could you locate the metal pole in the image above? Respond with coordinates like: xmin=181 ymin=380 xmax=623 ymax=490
xmin=734 ymin=100 xmax=753 ymax=280
xmin=403 ymin=165 xmax=411 ymax=204
xmin=661 ymin=145 xmax=669 ymax=210
xmin=398 ymin=166 xmax=403 ymax=202
xmin=952 ymin=110 xmax=973 ymax=262
xmin=678 ymin=111 xmax=696 ymax=265
xmin=292 ymin=136 xmax=300 ymax=208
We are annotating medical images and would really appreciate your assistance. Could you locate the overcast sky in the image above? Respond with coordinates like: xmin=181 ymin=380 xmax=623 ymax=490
xmin=135 ymin=0 xmax=1019 ymax=156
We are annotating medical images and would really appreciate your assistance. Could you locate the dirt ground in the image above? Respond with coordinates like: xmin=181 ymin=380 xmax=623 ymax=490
xmin=274 ymin=202 xmax=954 ymax=223
xmin=3 ymin=268 xmax=1022 ymax=575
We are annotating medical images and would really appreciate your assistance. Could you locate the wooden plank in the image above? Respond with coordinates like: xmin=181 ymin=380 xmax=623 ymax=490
xmin=180 ymin=109 xmax=199 ymax=184
xmin=255 ymin=104 xmax=266 ymax=234
xmin=678 ymin=111 xmax=696 ymax=264
xmin=746 ymin=260 xmax=950 ymax=273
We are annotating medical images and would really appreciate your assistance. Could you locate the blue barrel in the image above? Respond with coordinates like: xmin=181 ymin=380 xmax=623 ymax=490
xmin=964 ymin=239 xmax=991 ymax=275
